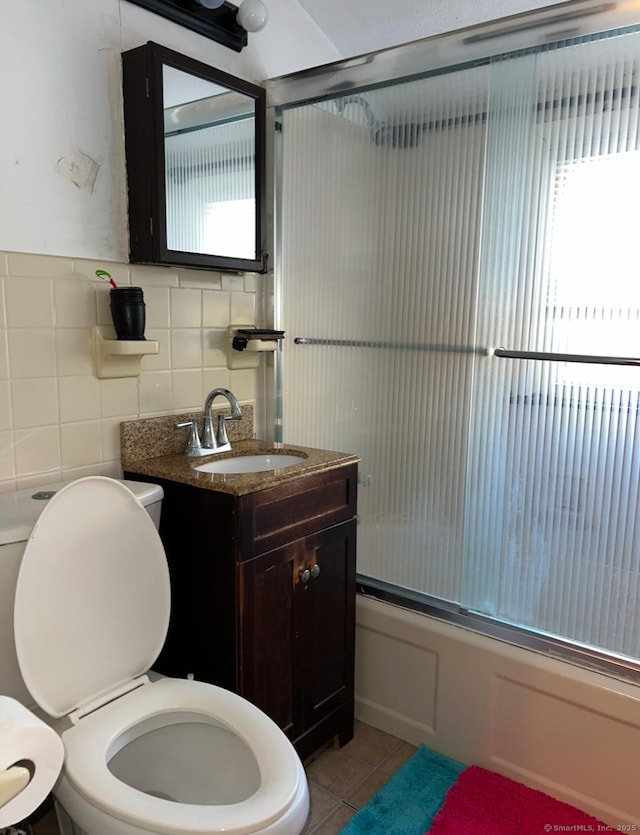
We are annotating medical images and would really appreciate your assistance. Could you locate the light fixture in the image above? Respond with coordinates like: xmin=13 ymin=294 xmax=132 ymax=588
xmin=125 ymin=0 xmax=268 ymax=51
xmin=236 ymin=0 xmax=268 ymax=32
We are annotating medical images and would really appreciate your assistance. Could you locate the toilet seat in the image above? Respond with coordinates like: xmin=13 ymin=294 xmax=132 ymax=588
xmin=60 ymin=677 xmax=302 ymax=835
xmin=14 ymin=477 xmax=170 ymax=718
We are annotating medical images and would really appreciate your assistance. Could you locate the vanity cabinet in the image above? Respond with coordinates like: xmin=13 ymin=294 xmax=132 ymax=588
xmin=125 ymin=463 xmax=357 ymax=758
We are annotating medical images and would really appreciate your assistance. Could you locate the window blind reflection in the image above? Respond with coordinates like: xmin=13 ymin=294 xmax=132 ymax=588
xmin=165 ymin=117 xmax=255 ymax=258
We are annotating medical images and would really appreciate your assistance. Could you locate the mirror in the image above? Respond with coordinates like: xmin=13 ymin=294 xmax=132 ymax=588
xmin=122 ymin=42 xmax=267 ymax=273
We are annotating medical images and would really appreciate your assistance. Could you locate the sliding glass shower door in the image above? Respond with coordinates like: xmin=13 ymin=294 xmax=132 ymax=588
xmin=278 ymin=67 xmax=487 ymax=603
xmin=465 ymin=35 xmax=640 ymax=658
xmin=277 ymin=27 xmax=640 ymax=670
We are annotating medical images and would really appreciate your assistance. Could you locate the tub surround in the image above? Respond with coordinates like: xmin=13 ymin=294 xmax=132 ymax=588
xmin=121 ymin=410 xmax=359 ymax=496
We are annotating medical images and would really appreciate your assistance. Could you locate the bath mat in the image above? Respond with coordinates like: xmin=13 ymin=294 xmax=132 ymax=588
xmin=429 ymin=765 xmax=612 ymax=834
xmin=340 ymin=745 xmax=466 ymax=835
xmin=341 ymin=745 xmax=613 ymax=835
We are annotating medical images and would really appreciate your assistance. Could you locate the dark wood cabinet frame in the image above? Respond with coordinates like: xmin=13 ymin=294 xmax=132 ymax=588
xmin=122 ymin=41 xmax=268 ymax=273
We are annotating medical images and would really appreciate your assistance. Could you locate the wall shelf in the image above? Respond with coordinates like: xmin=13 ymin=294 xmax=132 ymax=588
xmin=226 ymin=325 xmax=283 ymax=369
xmin=93 ymin=326 xmax=159 ymax=379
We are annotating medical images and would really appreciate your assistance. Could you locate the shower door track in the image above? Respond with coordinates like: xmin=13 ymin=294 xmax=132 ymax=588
xmin=357 ymin=576 xmax=640 ymax=685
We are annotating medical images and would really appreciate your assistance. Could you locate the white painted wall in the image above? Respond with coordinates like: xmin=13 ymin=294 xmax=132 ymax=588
xmin=0 ymin=0 xmax=338 ymax=263
xmin=0 ymin=0 xmax=602 ymax=266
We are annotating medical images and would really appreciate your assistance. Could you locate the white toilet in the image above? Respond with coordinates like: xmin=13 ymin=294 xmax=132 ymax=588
xmin=12 ymin=476 xmax=310 ymax=835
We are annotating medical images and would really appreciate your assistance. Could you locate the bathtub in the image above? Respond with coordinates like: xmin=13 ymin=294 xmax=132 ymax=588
xmin=354 ymin=594 xmax=640 ymax=828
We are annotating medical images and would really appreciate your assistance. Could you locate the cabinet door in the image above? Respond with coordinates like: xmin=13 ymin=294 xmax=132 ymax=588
xmin=238 ymin=540 xmax=303 ymax=737
xmin=238 ymin=519 xmax=356 ymax=742
xmin=297 ymin=519 xmax=357 ymax=731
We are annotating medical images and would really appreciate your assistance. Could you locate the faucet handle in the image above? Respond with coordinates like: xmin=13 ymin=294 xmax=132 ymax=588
xmin=175 ymin=420 xmax=203 ymax=457
xmin=216 ymin=407 xmax=243 ymax=446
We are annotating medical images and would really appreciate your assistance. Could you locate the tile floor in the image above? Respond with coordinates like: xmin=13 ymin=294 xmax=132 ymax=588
xmin=303 ymin=722 xmax=417 ymax=833
xmin=29 ymin=722 xmax=413 ymax=835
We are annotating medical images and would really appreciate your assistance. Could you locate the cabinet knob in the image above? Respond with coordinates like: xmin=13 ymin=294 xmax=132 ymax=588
xmin=310 ymin=563 xmax=320 ymax=579
xmin=299 ymin=568 xmax=311 ymax=584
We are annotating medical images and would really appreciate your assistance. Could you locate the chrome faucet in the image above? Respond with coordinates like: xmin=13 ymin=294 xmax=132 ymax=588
xmin=202 ymin=388 xmax=242 ymax=453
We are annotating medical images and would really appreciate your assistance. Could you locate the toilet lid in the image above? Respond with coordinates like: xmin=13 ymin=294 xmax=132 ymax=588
xmin=14 ymin=477 xmax=170 ymax=719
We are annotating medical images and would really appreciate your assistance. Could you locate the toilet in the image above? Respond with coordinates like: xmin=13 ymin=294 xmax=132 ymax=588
xmin=12 ymin=476 xmax=310 ymax=835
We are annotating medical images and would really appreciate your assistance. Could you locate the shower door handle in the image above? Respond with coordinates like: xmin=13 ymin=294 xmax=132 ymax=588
xmin=494 ymin=347 xmax=640 ymax=366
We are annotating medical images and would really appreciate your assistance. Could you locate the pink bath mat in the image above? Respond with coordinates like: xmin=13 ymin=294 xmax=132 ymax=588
xmin=428 ymin=765 xmax=613 ymax=834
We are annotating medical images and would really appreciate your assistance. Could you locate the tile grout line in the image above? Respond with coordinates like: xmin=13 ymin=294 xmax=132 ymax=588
xmin=305 ymin=737 xmax=407 ymax=833
xmin=344 ymin=736 xmax=406 ymax=801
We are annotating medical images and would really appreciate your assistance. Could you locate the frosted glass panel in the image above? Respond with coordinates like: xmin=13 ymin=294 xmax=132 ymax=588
xmin=280 ymin=69 xmax=488 ymax=602
xmin=465 ymin=32 xmax=640 ymax=658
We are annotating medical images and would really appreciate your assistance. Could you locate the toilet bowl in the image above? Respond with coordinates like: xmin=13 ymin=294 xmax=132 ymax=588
xmin=12 ymin=476 xmax=309 ymax=835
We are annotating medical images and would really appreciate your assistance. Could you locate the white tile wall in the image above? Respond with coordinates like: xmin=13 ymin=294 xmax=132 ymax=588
xmin=0 ymin=251 xmax=259 ymax=492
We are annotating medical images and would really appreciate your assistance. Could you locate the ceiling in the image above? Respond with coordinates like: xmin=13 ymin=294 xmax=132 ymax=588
xmin=295 ymin=0 xmax=570 ymax=59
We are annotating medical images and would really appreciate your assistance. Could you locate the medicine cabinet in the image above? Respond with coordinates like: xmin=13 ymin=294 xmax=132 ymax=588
xmin=122 ymin=42 xmax=267 ymax=273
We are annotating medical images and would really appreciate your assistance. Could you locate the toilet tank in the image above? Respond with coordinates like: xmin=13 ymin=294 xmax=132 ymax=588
xmin=0 ymin=478 xmax=163 ymax=705
xmin=0 ymin=478 xmax=163 ymax=546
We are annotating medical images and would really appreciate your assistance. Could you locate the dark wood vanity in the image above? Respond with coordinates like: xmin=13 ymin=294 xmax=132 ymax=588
xmin=124 ymin=444 xmax=357 ymax=760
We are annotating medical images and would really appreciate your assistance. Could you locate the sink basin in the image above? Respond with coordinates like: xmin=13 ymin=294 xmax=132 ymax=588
xmin=195 ymin=454 xmax=306 ymax=475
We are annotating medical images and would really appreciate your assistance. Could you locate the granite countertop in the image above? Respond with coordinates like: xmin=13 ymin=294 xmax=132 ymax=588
xmin=122 ymin=438 xmax=359 ymax=496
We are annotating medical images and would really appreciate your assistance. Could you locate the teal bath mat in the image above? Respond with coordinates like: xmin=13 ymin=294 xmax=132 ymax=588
xmin=341 ymin=745 xmax=466 ymax=835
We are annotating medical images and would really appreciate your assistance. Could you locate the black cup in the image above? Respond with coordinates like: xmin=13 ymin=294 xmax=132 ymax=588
xmin=110 ymin=287 xmax=146 ymax=340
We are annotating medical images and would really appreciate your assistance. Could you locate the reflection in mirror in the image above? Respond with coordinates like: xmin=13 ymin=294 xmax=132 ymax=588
xmin=122 ymin=42 xmax=267 ymax=273
xmin=162 ymin=66 xmax=256 ymax=260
